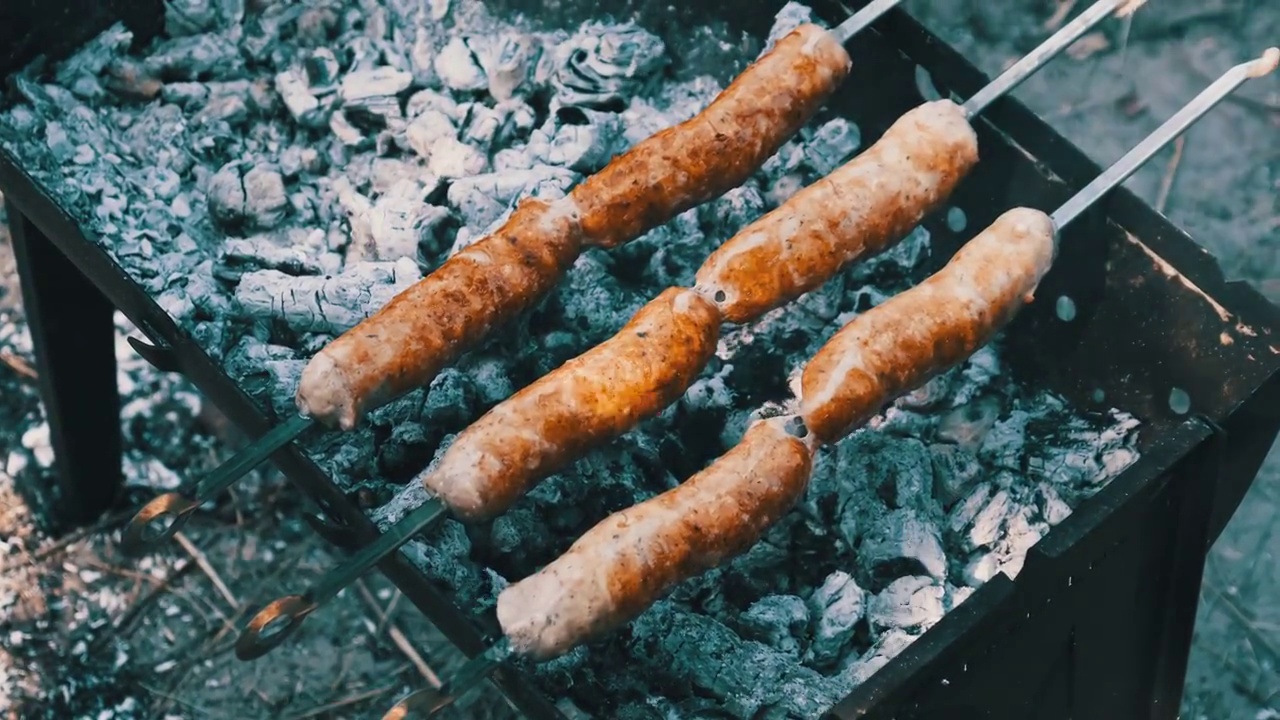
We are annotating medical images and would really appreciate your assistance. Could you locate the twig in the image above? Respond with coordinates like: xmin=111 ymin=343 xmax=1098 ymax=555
xmin=174 ymin=531 xmax=238 ymax=608
xmin=1205 ymin=582 xmax=1280 ymax=667
xmin=1043 ymin=0 xmax=1078 ymax=31
xmin=0 ymin=507 xmax=135 ymax=573
xmin=107 ymin=562 xmax=196 ymax=643
xmin=280 ymin=684 xmax=400 ymax=720
xmin=377 ymin=589 xmax=403 ymax=636
xmin=356 ymin=580 xmax=443 ymax=689
xmin=1050 ymin=86 xmax=1137 ymax=119
xmin=139 ymin=682 xmax=214 ymax=717
xmin=0 ymin=349 xmax=37 ymax=382
xmin=1154 ymin=135 xmax=1186 ymax=213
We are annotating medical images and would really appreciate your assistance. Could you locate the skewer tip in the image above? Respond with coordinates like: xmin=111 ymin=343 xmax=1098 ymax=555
xmin=1114 ymin=0 xmax=1148 ymax=18
xmin=1248 ymin=47 xmax=1280 ymax=79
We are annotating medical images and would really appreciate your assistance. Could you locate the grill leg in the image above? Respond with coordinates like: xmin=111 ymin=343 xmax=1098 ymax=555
xmin=8 ymin=202 xmax=123 ymax=530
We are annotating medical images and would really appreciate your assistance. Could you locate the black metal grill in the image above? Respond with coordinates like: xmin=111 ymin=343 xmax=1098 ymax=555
xmin=4 ymin=1 xmax=1280 ymax=718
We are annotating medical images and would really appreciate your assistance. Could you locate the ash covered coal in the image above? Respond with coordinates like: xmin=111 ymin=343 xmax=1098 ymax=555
xmin=0 ymin=0 xmax=1142 ymax=716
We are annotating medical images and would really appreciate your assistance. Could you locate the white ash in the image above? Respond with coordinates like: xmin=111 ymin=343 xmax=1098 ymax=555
xmin=233 ymin=257 xmax=422 ymax=336
xmin=805 ymin=571 xmax=867 ymax=669
xmin=0 ymin=0 xmax=1146 ymax=716
xmin=0 ymin=310 xmax=213 ymax=718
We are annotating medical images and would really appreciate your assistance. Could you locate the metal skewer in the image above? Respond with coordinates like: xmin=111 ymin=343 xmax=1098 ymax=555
xmin=232 ymin=0 xmax=1139 ymax=663
xmin=375 ymin=46 xmax=1279 ymax=719
xmin=119 ymin=0 xmax=914 ymax=560
xmin=120 ymin=413 xmax=314 ymax=553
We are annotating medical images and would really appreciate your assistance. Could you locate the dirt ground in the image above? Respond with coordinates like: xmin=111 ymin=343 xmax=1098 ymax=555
xmin=1 ymin=0 xmax=1278 ymax=718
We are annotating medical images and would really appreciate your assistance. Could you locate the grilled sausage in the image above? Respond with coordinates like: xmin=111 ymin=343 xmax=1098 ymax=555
xmin=421 ymin=288 xmax=721 ymax=521
xmin=296 ymin=26 xmax=852 ymax=429
xmin=571 ymin=24 xmax=852 ymax=249
xmin=295 ymin=197 xmax=582 ymax=430
xmin=695 ymin=100 xmax=980 ymax=324
xmin=495 ymin=415 xmax=816 ymax=661
xmin=800 ymin=208 xmax=1058 ymax=444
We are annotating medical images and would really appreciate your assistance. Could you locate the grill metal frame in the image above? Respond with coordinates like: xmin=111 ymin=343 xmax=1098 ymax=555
xmin=3 ymin=1 xmax=1280 ymax=717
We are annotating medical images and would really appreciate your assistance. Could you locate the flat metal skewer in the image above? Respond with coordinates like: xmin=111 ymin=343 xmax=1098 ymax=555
xmin=962 ymin=0 xmax=1146 ymax=117
xmin=1052 ymin=47 xmax=1280 ymax=229
xmin=832 ymin=0 xmax=908 ymax=43
xmin=234 ymin=498 xmax=449 ymax=659
xmin=120 ymin=413 xmax=314 ymax=554
xmin=370 ymin=47 xmax=1278 ymax=719
xmin=380 ymin=640 xmax=514 ymax=720
xmin=232 ymin=0 xmax=1142 ymax=663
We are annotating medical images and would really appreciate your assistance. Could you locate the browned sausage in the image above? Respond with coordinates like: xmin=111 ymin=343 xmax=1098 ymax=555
xmin=571 ymin=24 xmax=852 ymax=249
xmin=421 ymin=288 xmax=721 ymax=521
xmin=495 ymin=415 xmax=816 ymax=661
xmin=295 ymin=197 xmax=582 ymax=430
xmin=296 ymin=26 xmax=852 ymax=429
xmin=694 ymin=100 xmax=980 ymax=324
xmin=800 ymin=208 xmax=1057 ymax=444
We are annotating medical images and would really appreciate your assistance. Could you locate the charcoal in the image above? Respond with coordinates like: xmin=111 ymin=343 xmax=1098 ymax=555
xmin=930 ymin=443 xmax=984 ymax=509
xmin=550 ymin=23 xmax=667 ymax=109
xmin=0 ymin=1 xmax=1148 ymax=714
xmin=340 ymin=67 xmax=413 ymax=101
xmin=898 ymin=372 xmax=956 ymax=412
xmin=274 ymin=68 xmax=327 ymax=127
xmin=422 ymin=368 xmax=480 ymax=427
xmin=838 ymin=629 xmax=917 ymax=688
xmin=805 ymin=118 xmax=863 ymax=176
xmin=963 ymin=502 xmax=1048 ymax=585
xmin=866 ymin=576 xmax=946 ymax=633
xmin=948 ymin=482 xmax=994 ymax=537
xmin=965 ymin=486 xmax=1014 ymax=551
xmin=738 ymin=595 xmax=810 ymax=657
xmin=206 ymin=163 xmax=289 ymax=231
xmin=806 ymin=571 xmax=867 ymax=668
xmin=144 ymin=33 xmax=242 ymax=81
xmin=345 ymin=180 xmax=451 ymax=263
xmin=482 ymin=33 xmax=544 ymax=101
xmin=936 ymin=394 xmax=1003 ymax=450
xmin=860 ymin=435 xmax=934 ymax=512
xmin=216 ymin=236 xmax=330 ymax=281
xmin=1038 ymin=483 xmax=1073 ymax=525
xmin=447 ymin=166 xmax=577 ymax=231
xmin=406 ymin=88 xmax=461 ymax=121
xmin=765 ymin=1 xmax=820 ymax=52
xmin=234 ymin=259 xmax=421 ymax=336
xmin=860 ymin=509 xmax=948 ymax=586
xmin=628 ymin=603 xmax=841 ymax=719
xmin=435 ymin=36 xmax=490 ymax=92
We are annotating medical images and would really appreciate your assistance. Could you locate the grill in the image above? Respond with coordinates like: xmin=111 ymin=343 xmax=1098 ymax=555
xmin=3 ymin=0 xmax=1280 ymax=718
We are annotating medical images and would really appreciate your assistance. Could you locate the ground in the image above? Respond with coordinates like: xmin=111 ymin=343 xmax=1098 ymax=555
xmin=1 ymin=0 xmax=1278 ymax=718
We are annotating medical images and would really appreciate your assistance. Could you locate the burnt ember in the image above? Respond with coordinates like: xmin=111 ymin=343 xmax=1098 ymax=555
xmin=0 ymin=0 xmax=1142 ymax=716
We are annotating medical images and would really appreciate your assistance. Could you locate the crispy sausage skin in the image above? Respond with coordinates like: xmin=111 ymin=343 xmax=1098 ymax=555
xmin=295 ymin=197 xmax=582 ymax=430
xmin=800 ymin=208 xmax=1058 ymax=444
xmin=571 ymin=24 xmax=852 ymax=249
xmin=495 ymin=415 xmax=816 ymax=661
xmin=421 ymin=288 xmax=721 ymax=521
xmin=695 ymin=100 xmax=980 ymax=324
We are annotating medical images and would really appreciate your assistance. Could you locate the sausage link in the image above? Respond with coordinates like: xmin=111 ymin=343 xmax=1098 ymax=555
xmin=421 ymin=287 xmax=721 ymax=521
xmin=571 ymin=24 xmax=851 ymax=249
xmin=295 ymin=197 xmax=582 ymax=430
xmin=495 ymin=415 xmax=816 ymax=661
xmin=800 ymin=208 xmax=1057 ymax=444
xmin=695 ymin=100 xmax=980 ymax=324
